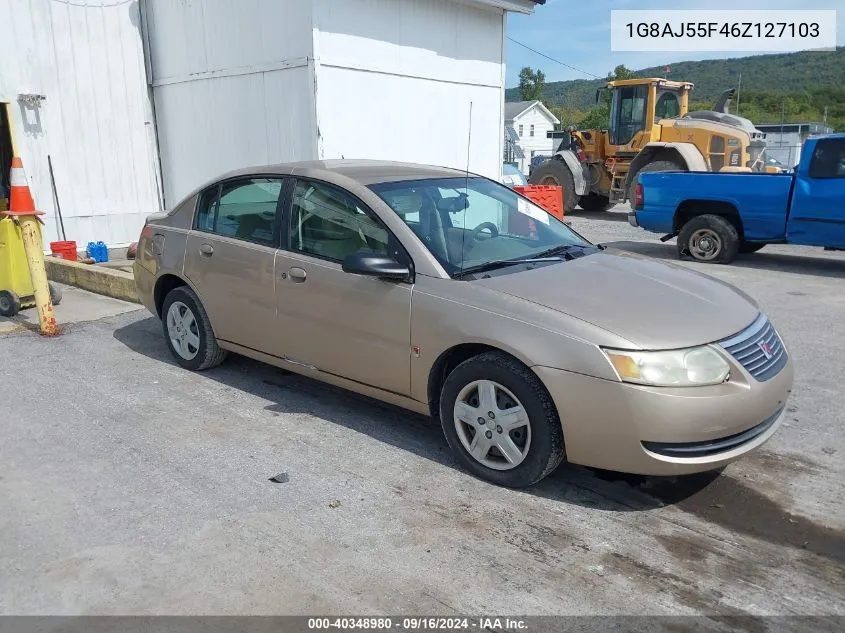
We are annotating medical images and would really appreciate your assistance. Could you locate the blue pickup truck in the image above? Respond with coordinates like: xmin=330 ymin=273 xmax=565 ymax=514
xmin=628 ymin=133 xmax=845 ymax=264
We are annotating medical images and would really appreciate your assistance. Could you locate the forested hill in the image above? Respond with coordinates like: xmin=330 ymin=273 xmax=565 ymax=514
xmin=506 ymin=48 xmax=845 ymax=131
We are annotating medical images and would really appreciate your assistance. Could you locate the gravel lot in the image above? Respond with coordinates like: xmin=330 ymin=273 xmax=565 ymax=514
xmin=1 ymin=206 xmax=843 ymax=617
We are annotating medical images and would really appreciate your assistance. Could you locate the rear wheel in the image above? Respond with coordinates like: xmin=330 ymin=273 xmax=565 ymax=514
xmin=0 ymin=290 xmax=21 ymax=317
xmin=627 ymin=159 xmax=685 ymax=205
xmin=528 ymin=158 xmax=580 ymax=215
xmin=438 ymin=351 xmax=565 ymax=488
xmin=677 ymin=214 xmax=740 ymax=264
xmin=161 ymin=285 xmax=227 ymax=371
xmin=578 ymin=194 xmax=613 ymax=212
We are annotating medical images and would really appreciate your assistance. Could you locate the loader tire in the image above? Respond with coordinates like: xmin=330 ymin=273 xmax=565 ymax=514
xmin=578 ymin=194 xmax=613 ymax=212
xmin=627 ymin=160 xmax=685 ymax=205
xmin=528 ymin=158 xmax=579 ymax=215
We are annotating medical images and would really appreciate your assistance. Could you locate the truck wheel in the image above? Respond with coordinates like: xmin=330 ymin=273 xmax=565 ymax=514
xmin=528 ymin=159 xmax=580 ymax=215
xmin=578 ymin=194 xmax=613 ymax=212
xmin=739 ymin=241 xmax=766 ymax=254
xmin=677 ymin=214 xmax=740 ymax=264
xmin=627 ymin=160 xmax=685 ymax=204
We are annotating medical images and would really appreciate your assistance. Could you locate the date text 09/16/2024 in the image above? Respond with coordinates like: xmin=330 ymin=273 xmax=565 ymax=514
xmin=307 ymin=618 xmax=528 ymax=631
xmin=625 ymin=22 xmax=820 ymax=39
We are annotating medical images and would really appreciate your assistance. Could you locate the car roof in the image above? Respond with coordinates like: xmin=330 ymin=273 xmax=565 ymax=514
xmin=213 ymin=159 xmax=474 ymax=187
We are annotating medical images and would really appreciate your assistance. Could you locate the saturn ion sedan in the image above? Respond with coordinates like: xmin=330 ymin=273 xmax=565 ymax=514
xmin=133 ymin=160 xmax=794 ymax=488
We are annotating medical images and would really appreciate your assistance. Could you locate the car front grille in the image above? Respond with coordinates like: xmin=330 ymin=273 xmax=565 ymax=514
xmin=718 ymin=313 xmax=787 ymax=382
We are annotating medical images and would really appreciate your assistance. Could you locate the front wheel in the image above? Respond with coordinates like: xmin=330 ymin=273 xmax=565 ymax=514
xmin=438 ymin=351 xmax=565 ymax=488
xmin=677 ymin=214 xmax=740 ymax=264
xmin=160 ymin=285 xmax=227 ymax=371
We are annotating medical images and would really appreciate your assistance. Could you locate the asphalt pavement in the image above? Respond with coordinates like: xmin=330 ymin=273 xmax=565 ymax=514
xmin=1 ymin=210 xmax=843 ymax=617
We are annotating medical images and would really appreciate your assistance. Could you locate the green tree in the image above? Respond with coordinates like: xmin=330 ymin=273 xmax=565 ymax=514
xmin=518 ymin=67 xmax=546 ymax=101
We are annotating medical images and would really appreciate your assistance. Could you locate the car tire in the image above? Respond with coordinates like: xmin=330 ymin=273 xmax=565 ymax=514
xmin=0 ymin=290 xmax=21 ymax=317
xmin=438 ymin=351 xmax=565 ymax=488
xmin=677 ymin=214 xmax=740 ymax=264
xmin=528 ymin=158 xmax=580 ymax=216
xmin=578 ymin=194 xmax=613 ymax=212
xmin=160 ymin=285 xmax=227 ymax=371
xmin=739 ymin=241 xmax=766 ymax=254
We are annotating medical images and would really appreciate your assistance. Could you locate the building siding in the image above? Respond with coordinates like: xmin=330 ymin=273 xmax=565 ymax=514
xmin=0 ymin=0 xmax=160 ymax=246
xmin=143 ymin=0 xmax=317 ymax=206
xmin=507 ymin=105 xmax=557 ymax=174
xmin=312 ymin=0 xmax=505 ymax=179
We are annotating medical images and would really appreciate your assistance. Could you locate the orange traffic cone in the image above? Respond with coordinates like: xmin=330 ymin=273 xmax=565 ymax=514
xmin=5 ymin=156 xmax=43 ymax=217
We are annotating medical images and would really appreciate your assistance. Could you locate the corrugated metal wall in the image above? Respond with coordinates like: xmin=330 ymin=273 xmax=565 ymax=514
xmin=312 ymin=0 xmax=505 ymax=180
xmin=146 ymin=0 xmax=508 ymax=206
xmin=143 ymin=0 xmax=318 ymax=207
xmin=0 ymin=0 xmax=161 ymax=247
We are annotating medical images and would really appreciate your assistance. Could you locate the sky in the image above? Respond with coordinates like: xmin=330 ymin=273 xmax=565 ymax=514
xmin=505 ymin=0 xmax=845 ymax=88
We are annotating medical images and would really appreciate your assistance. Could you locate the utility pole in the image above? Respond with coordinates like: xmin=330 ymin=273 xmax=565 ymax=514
xmin=736 ymin=72 xmax=741 ymax=115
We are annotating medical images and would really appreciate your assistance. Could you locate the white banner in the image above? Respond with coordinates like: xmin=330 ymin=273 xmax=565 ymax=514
xmin=610 ymin=10 xmax=837 ymax=52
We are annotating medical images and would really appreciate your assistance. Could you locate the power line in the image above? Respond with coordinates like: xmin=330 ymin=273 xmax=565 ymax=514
xmin=506 ymin=37 xmax=603 ymax=80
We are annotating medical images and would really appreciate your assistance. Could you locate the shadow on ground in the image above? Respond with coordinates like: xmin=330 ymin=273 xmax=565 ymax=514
xmin=567 ymin=209 xmax=632 ymax=223
xmin=109 ymin=317 xmax=786 ymax=520
xmin=606 ymin=240 xmax=845 ymax=280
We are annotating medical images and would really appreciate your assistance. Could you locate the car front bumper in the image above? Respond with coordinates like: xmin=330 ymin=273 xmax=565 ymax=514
xmin=532 ymin=353 xmax=794 ymax=476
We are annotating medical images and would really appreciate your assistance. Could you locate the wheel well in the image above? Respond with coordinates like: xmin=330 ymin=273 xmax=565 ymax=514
xmin=673 ymin=200 xmax=743 ymax=237
xmin=153 ymin=274 xmax=187 ymax=317
xmin=626 ymin=148 xmax=688 ymax=188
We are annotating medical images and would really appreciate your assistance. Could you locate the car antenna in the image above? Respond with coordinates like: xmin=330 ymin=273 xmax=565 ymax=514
xmin=459 ymin=100 xmax=472 ymax=277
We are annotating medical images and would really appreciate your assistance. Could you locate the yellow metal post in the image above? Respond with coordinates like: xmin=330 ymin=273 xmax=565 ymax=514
xmin=6 ymin=151 xmax=59 ymax=335
xmin=18 ymin=216 xmax=58 ymax=335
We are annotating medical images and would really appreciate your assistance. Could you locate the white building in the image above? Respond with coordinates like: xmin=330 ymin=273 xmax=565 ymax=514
xmin=0 ymin=0 xmax=544 ymax=249
xmin=504 ymin=100 xmax=559 ymax=175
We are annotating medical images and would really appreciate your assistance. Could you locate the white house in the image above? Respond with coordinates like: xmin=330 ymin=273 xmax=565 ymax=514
xmin=1 ymin=0 xmax=545 ymax=249
xmin=504 ymin=100 xmax=559 ymax=175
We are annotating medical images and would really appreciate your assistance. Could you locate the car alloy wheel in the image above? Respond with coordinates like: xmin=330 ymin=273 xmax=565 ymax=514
xmin=453 ymin=379 xmax=532 ymax=470
xmin=166 ymin=300 xmax=201 ymax=361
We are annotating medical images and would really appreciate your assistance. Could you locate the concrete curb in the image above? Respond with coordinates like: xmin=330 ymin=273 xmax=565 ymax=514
xmin=45 ymin=257 xmax=140 ymax=304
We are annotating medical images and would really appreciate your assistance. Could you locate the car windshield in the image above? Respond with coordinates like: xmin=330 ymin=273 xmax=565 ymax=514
xmin=368 ymin=176 xmax=594 ymax=277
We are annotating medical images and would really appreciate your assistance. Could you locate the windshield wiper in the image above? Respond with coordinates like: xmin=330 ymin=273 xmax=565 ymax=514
xmin=531 ymin=244 xmax=589 ymax=258
xmin=453 ymin=256 xmax=566 ymax=279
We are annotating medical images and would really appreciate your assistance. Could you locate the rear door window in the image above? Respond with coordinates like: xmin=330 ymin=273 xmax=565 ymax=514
xmin=195 ymin=178 xmax=284 ymax=246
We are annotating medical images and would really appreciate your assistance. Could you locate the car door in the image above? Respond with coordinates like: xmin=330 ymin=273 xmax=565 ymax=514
xmin=786 ymin=137 xmax=845 ymax=247
xmin=183 ymin=176 xmax=286 ymax=355
xmin=273 ymin=177 xmax=413 ymax=396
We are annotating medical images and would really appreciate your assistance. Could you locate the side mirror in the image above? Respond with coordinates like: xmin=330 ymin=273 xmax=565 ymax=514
xmin=342 ymin=252 xmax=410 ymax=280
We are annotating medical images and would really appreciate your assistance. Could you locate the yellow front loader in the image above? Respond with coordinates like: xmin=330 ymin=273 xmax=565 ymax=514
xmin=529 ymin=79 xmax=770 ymax=214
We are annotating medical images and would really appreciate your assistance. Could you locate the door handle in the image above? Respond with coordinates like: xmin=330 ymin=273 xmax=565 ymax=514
xmin=288 ymin=267 xmax=307 ymax=283
xmin=199 ymin=244 xmax=214 ymax=257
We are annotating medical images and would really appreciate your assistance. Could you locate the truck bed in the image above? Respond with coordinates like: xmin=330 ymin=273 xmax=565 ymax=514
xmin=635 ymin=171 xmax=795 ymax=241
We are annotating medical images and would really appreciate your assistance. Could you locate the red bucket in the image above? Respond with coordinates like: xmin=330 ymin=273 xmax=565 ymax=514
xmin=50 ymin=240 xmax=78 ymax=261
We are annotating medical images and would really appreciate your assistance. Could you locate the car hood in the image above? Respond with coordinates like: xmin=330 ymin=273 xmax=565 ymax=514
xmin=472 ymin=248 xmax=759 ymax=349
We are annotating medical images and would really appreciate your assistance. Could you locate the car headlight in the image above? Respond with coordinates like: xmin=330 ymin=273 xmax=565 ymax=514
xmin=602 ymin=346 xmax=730 ymax=387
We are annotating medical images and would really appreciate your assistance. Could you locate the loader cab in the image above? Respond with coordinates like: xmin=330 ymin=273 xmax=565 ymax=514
xmin=605 ymin=79 xmax=693 ymax=147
